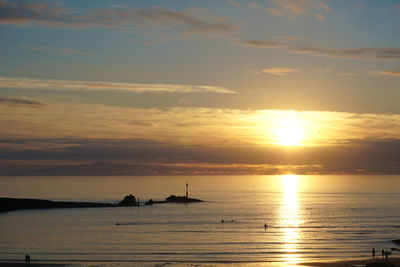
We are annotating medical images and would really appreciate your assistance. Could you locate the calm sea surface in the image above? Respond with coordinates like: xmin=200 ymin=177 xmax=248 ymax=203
xmin=0 ymin=175 xmax=400 ymax=266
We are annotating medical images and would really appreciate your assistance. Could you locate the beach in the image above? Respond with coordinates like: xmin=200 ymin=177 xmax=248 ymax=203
xmin=1 ymin=257 xmax=400 ymax=267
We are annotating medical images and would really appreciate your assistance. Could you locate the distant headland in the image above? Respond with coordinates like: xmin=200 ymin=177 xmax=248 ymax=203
xmin=0 ymin=183 xmax=203 ymax=213
xmin=0 ymin=197 xmax=114 ymax=213
xmin=0 ymin=194 xmax=203 ymax=213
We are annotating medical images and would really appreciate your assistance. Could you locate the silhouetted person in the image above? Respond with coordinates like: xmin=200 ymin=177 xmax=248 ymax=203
xmin=264 ymin=223 xmax=268 ymax=229
xmin=221 ymin=219 xmax=224 ymax=223
xmin=382 ymin=248 xmax=384 ymax=258
xmin=372 ymin=248 xmax=375 ymax=260
xmin=25 ymin=254 xmax=30 ymax=264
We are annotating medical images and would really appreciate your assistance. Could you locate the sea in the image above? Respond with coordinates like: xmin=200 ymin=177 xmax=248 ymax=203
xmin=0 ymin=175 xmax=400 ymax=266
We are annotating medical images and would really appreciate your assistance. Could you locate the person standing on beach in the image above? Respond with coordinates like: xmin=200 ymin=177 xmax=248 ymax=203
xmin=372 ymin=248 xmax=375 ymax=260
xmin=382 ymin=248 xmax=384 ymax=258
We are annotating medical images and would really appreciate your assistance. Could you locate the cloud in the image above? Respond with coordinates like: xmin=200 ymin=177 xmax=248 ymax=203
xmin=292 ymin=45 xmax=400 ymax=60
xmin=57 ymin=48 xmax=94 ymax=55
xmin=315 ymin=13 xmax=325 ymax=22
xmin=267 ymin=7 xmax=282 ymax=16
xmin=20 ymin=45 xmax=94 ymax=55
xmin=258 ymin=67 xmax=298 ymax=76
xmin=369 ymin=70 xmax=400 ymax=77
xmin=19 ymin=45 xmax=50 ymax=51
xmin=337 ymin=72 xmax=356 ymax=77
xmin=313 ymin=68 xmax=332 ymax=72
xmin=238 ymin=39 xmax=284 ymax=48
xmin=0 ymin=0 xmax=236 ymax=34
xmin=0 ymin=96 xmax=46 ymax=108
xmin=0 ymin=76 xmax=237 ymax=94
xmin=239 ymin=39 xmax=400 ymax=61
xmin=227 ymin=0 xmax=241 ymax=7
xmin=1 ymin=138 xmax=400 ymax=175
xmin=248 ymin=2 xmax=261 ymax=9
xmin=270 ymin=0 xmax=331 ymax=15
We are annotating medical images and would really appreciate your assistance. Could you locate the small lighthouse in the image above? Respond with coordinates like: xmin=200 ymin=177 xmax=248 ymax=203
xmin=186 ymin=182 xmax=188 ymax=199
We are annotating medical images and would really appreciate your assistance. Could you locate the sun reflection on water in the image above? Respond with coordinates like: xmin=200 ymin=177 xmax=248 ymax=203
xmin=280 ymin=175 xmax=302 ymax=266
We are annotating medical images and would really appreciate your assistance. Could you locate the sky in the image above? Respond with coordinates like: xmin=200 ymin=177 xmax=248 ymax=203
xmin=0 ymin=0 xmax=400 ymax=175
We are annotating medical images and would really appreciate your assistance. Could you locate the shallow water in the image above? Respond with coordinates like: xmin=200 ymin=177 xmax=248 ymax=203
xmin=0 ymin=175 xmax=400 ymax=265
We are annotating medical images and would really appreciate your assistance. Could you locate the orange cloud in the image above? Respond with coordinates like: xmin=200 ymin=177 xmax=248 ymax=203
xmin=270 ymin=0 xmax=331 ymax=14
xmin=369 ymin=70 xmax=400 ymax=77
xmin=260 ymin=67 xmax=298 ymax=76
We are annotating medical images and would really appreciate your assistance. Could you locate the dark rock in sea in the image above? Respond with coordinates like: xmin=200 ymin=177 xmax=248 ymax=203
xmin=0 ymin=197 xmax=114 ymax=212
xmin=145 ymin=199 xmax=154 ymax=205
xmin=165 ymin=195 xmax=203 ymax=203
xmin=117 ymin=194 xmax=136 ymax=206
xmin=392 ymin=239 xmax=400 ymax=245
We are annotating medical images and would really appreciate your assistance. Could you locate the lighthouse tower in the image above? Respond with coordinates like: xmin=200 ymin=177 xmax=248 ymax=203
xmin=186 ymin=182 xmax=188 ymax=199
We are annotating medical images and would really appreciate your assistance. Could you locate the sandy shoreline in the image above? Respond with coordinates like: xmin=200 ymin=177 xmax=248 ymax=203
xmin=1 ymin=257 xmax=400 ymax=267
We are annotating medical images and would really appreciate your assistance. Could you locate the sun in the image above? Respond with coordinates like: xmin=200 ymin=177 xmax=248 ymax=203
xmin=274 ymin=115 xmax=305 ymax=146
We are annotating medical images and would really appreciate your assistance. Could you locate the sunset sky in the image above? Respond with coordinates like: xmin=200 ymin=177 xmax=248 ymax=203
xmin=1 ymin=0 xmax=400 ymax=175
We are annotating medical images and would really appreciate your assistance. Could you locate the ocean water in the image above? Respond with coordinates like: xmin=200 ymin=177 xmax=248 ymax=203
xmin=0 ymin=175 xmax=400 ymax=266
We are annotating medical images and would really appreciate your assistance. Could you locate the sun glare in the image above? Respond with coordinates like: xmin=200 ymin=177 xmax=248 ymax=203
xmin=274 ymin=115 xmax=305 ymax=146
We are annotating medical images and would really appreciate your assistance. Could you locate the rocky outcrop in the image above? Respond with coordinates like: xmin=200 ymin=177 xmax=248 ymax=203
xmin=117 ymin=194 xmax=136 ymax=206
xmin=145 ymin=199 xmax=154 ymax=205
xmin=165 ymin=195 xmax=203 ymax=203
xmin=0 ymin=197 xmax=114 ymax=212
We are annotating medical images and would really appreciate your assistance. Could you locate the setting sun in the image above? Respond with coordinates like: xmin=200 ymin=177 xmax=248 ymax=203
xmin=274 ymin=115 xmax=305 ymax=146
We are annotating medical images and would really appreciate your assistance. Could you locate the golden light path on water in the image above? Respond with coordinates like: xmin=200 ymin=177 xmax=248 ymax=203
xmin=280 ymin=175 xmax=303 ymax=266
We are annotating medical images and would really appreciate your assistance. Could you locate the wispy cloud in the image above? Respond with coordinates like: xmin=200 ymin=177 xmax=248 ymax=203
xmin=0 ymin=76 xmax=237 ymax=94
xmin=270 ymin=0 xmax=331 ymax=15
xmin=239 ymin=39 xmax=400 ymax=61
xmin=0 ymin=96 xmax=46 ymax=108
xmin=0 ymin=0 xmax=236 ymax=34
xmin=267 ymin=0 xmax=331 ymax=21
xmin=57 ymin=48 xmax=95 ymax=55
xmin=254 ymin=67 xmax=298 ymax=76
xmin=267 ymin=7 xmax=282 ymax=16
xmin=19 ymin=45 xmax=50 ymax=51
xmin=369 ymin=70 xmax=400 ymax=77
xmin=313 ymin=68 xmax=332 ymax=72
xmin=227 ymin=0 xmax=242 ymax=7
xmin=238 ymin=39 xmax=283 ymax=48
xmin=247 ymin=2 xmax=261 ymax=9
xmin=315 ymin=13 xmax=326 ymax=22
xmin=20 ymin=45 xmax=94 ymax=55
xmin=292 ymin=45 xmax=400 ymax=60
xmin=337 ymin=72 xmax=356 ymax=77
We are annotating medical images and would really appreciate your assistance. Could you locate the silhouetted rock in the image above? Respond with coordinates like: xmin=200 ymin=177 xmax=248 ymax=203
xmin=392 ymin=239 xmax=400 ymax=245
xmin=117 ymin=194 xmax=136 ymax=206
xmin=0 ymin=193 xmax=204 ymax=212
xmin=165 ymin=195 xmax=203 ymax=203
xmin=0 ymin=197 xmax=114 ymax=212
xmin=145 ymin=199 xmax=154 ymax=205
